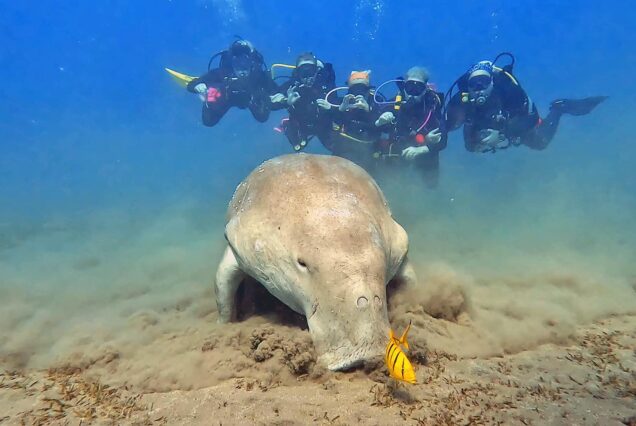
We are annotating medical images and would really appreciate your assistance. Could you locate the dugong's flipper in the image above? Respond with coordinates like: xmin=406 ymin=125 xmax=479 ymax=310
xmin=214 ymin=246 xmax=247 ymax=323
xmin=393 ymin=256 xmax=418 ymax=287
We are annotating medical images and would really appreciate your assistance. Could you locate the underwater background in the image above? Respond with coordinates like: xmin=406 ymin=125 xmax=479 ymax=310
xmin=1 ymin=0 xmax=635 ymax=390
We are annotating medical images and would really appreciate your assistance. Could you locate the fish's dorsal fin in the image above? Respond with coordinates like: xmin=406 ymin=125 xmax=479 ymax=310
xmin=389 ymin=328 xmax=396 ymax=341
xmin=399 ymin=321 xmax=412 ymax=351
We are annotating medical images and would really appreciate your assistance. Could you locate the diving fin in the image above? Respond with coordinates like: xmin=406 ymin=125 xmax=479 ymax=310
xmin=165 ymin=68 xmax=196 ymax=87
xmin=550 ymin=96 xmax=608 ymax=116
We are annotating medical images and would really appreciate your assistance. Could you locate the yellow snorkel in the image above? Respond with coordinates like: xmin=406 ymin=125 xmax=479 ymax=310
xmin=271 ymin=63 xmax=296 ymax=79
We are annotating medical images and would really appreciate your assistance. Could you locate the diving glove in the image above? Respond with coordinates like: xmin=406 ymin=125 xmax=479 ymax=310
xmin=352 ymin=95 xmax=370 ymax=112
xmin=425 ymin=128 xmax=442 ymax=145
xmin=270 ymin=93 xmax=286 ymax=104
xmin=286 ymin=86 xmax=301 ymax=106
xmin=316 ymin=98 xmax=331 ymax=110
xmin=194 ymin=83 xmax=207 ymax=94
xmin=339 ymin=94 xmax=356 ymax=112
xmin=476 ymin=128 xmax=506 ymax=152
xmin=402 ymin=145 xmax=430 ymax=159
xmin=480 ymin=128 xmax=503 ymax=145
xmin=287 ymin=91 xmax=301 ymax=106
xmin=375 ymin=112 xmax=396 ymax=127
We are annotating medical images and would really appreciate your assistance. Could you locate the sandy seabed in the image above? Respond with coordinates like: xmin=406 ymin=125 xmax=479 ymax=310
xmin=1 ymin=182 xmax=635 ymax=425
xmin=1 ymin=315 xmax=634 ymax=425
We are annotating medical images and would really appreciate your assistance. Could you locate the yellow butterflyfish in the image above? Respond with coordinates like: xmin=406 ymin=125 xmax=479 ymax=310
xmin=384 ymin=321 xmax=416 ymax=384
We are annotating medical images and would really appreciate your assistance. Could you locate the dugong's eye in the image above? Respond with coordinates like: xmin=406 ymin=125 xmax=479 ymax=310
xmin=297 ymin=258 xmax=308 ymax=270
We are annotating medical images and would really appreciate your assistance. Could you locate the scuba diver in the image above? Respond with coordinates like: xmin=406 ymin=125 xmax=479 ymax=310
xmin=374 ymin=66 xmax=447 ymax=188
xmin=445 ymin=53 xmax=607 ymax=153
xmin=269 ymin=52 xmax=336 ymax=151
xmin=326 ymin=70 xmax=383 ymax=170
xmin=186 ymin=39 xmax=276 ymax=127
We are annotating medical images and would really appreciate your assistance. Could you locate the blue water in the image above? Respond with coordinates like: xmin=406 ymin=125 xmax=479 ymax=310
xmin=1 ymin=0 xmax=635 ymax=380
xmin=1 ymin=0 xmax=634 ymax=221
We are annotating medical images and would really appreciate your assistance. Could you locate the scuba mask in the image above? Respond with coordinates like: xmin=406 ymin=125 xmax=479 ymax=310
xmin=467 ymin=74 xmax=493 ymax=105
xmin=348 ymin=83 xmax=369 ymax=97
xmin=466 ymin=62 xmax=494 ymax=105
xmin=232 ymin=54 xmax=252 ymax=78
xmin=403 ymin=80 xmax=427 ymax=103
xmin=297 ymin=63 xmax=318 ymax=86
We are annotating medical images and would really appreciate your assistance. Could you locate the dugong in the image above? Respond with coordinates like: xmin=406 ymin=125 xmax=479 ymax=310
xmin=214 ymin=153 xmax=417 ymax=370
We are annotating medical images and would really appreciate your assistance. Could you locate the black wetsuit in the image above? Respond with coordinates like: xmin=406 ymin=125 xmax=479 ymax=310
xmin=446 ymin=71 xmax=560 ymax=152
xmin=187 ymin=59 xmax=276 ymax=127
xmin=272 ymin=64 xmax=336 ymax=150
xmin=328 ymin=92 xmax=382 ymax=171
xmin=378 ymin=89 xmax=447 ymax=187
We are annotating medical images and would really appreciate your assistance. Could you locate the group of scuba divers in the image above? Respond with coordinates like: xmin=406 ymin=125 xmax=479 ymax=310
xmin=185 ymin=39 xmax=607 ymax=188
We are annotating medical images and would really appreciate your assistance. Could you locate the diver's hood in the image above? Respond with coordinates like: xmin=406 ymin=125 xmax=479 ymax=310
xmin=404 ymin=66 xmax=429 ymax=84
xmin=230 ymin=40 xmax=255 ymax=56
xmin=348 ymin=70 xmax=371 ymax=87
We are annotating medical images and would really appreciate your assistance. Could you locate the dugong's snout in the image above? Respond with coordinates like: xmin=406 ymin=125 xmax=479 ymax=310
xmin=308 ymin=287 xmax=390 ymax=371
xmin=320 ymin=336 xmax=387 ymax=371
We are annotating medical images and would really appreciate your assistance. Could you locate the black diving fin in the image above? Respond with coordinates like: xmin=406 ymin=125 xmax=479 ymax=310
xmin=550 ymin=96 xmax=608 ymax=116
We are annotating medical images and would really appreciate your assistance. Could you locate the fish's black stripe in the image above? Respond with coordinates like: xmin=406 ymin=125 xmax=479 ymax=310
xmin=386 ymin=342 xmax=395 ymax=359
xmin=387 ymin=343 xmax=398 ymax=363
xmin=401 ymin=355 xmax=405 ymax=379
xmin=386 ymin=343 xmax=396 ymax=362
xmin=392 ymin=349 xmax=402 ymax=372
xmin=392 ymin=345 xmax=403 ymax=367
xmin=390 ymin=345 xmax=401 ymax=367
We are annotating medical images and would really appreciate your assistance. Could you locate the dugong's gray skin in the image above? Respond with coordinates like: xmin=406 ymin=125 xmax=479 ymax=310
xmin=214 ymin=153 xmax=417 ymax=370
